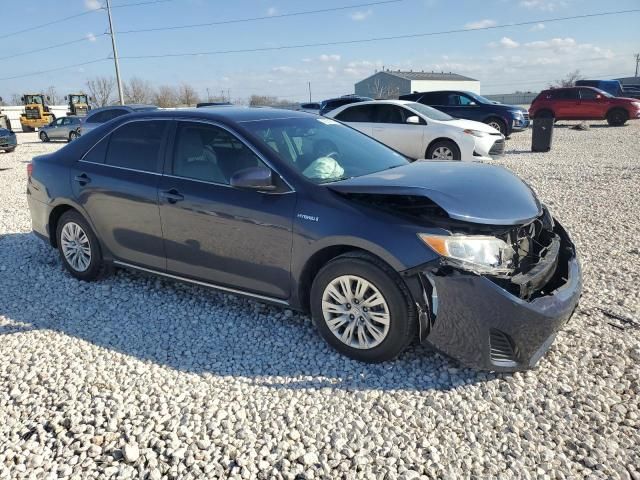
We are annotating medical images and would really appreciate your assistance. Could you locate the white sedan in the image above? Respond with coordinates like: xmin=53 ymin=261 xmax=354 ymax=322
xmin=326 ymin=100 xmax=504 ymax=161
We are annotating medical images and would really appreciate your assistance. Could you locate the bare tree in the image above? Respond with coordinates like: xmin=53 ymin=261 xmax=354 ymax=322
xmin=86 ymin=76 xmax=116 ymax=107
xmin=549 ymin=70 xmax=583 ymax=89
xmin=153 ymin=85 xmax=178 ymax=108
xmin=45 ymin=86 xmax=62 ymax=105
xmin=249 ymin=95 xmax=293 ymax=107
xmin=176 ymin=83 xmax=200 ymax=106
xmin=10 ymin=93 xmax=22 ymax=105
xmin=368 ymin=78 xmax=400 ymax=99
xmin=124 ymin=77 xmax=153 ymax=104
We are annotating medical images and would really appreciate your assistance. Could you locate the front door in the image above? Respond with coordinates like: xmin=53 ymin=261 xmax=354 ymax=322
xmin=71 ymin=119 xmax=168 ymax=270
xmin=158 ymin=121 xmax=296 ymax=299
xmin=370 ymin=104 xmax=425 ymax=159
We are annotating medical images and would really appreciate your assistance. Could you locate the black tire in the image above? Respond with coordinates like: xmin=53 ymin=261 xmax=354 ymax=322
xmin=536 ymin=110 xmax=554 ymax=119
xmin=606 ymin=109 xmax=628 ymax=127
xmin=426 ymin=139 xmax=461 ymax=161
xmin=39 ymin=131 xmax=49 ymax=143
xmin=68 ymin=131 xmax=79 ymax=142
xmin=56 ymin=210 xmax=104 ymax=281
xmin=310 ymin=252 xmax=417 ymax=363
xmin=4 ymin=148 xmax=16 ymax=153
xmin=22 ymin=125 xmax=33 ymax=133
xmin=485 ymin=117 xmax=507 ymax=135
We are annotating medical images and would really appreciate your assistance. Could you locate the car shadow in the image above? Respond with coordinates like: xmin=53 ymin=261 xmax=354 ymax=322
xmin=0 ymin=232 xmax=499 ymax=391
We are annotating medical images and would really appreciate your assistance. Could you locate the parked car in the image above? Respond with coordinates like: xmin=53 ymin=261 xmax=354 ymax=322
xmin=39 ymin=116 xmax=84 ymax=142
xmin=529 ymin=86 xmax=640 ymax=126
xmin=327 ymin=100 xmax=504 ymax=161
xmin=196 ymin=102 xmax=233 ymax=108
xmin=0 ymin=127 xmax=17 ymax=153
xmin=319 ymin=95 xmax=372 ymax=116
xmin=574 ymin=79 xmax=623 ymax=97
xmin=298 ymin=102 xmax=321 ymax=114
xmin=27 ymin=107 xmax=581 ymax=370
xmin=78 ymin=104 xmax=158 ymax=135
xmin=399 ymin=90 xmax=530 ymax=136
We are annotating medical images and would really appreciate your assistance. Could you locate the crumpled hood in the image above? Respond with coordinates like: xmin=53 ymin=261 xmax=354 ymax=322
xmin=328 ymin=161 xmax=542 ymax=225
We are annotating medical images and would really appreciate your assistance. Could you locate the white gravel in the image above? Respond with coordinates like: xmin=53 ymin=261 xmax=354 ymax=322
xmin=1 ymin=124 xmax=639 ymax=479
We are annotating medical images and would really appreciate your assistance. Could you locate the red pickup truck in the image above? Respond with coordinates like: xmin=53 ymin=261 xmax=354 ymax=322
xmin=529 ymin=86 xmax=640 ymax=126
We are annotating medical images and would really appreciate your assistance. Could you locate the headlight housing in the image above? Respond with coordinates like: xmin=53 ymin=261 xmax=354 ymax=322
xmin=463 ymin=129 xmax=488 ymax=138
xmin=419 ymin=234 xmax=515 ymax=274
xmin=632 ymin=102 xmax=640 ymax=108
xmin=510 ymin=110 xmax=524 ymax=117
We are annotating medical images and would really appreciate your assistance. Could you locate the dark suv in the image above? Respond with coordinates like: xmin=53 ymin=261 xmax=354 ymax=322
xmin=79 ymin=104 xmax=158 ymax=136
xmin=319 ymin=95 xmax=372 ymax=116
xmin=400 ymin=90 xmax=530 ymax=136
xmin=27 ymin=108 xmax=581 ymax=370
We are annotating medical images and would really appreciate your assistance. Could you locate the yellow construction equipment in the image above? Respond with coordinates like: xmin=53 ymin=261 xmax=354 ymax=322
xmin=19 ymin=94 xmax=55 ymax=132
xmin=65 ymin=93 xmax=91 ymax=117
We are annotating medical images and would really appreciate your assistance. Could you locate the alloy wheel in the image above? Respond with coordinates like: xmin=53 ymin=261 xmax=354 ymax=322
xmin=432 ymin=146 xmax=454 ymax=160
xmin=60 ymin=222 xmax=92 ymax=272
xmin=321 ymin=275 xmax=390 ymax=349
xmin=488 ymin=121 xmax=503 ymax=133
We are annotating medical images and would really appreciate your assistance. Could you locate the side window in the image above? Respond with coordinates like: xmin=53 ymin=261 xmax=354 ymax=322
xmin=579 ymin=88 xmax=597 ymax=100
xmin=172 ymin=123 xmax=263 ymax=184
xmin=335 ymin=105 xmax=374 ymax=122
xmin=83 ymin=136 xmax=109 ymax=164
xmin=558 ymin=89 xmax=579 ymax=100
xmin=105 ymin=120 xmax=167 ymax=172
xmin=106 ymin=109 xmax=128 ymax=121
xmin=86 ymin=111 xmax=105 ymax=123
xmin=62 ymin=118 xmax=72 ymax=125
xmin=458 ymin=95 xmax=475 ymax=106
xmin=53 ymin=118 xmax=64 ymax=126
xmin=373 ymin=104 xmax=405 ymax=124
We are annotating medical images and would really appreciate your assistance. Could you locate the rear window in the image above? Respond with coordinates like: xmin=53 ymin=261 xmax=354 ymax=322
xmin=104 ymin=120 xmax=167 ymax=173
xmin=334 ymin=104 xmax=375 ymax=122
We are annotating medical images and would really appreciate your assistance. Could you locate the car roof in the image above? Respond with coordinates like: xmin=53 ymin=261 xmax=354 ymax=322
xmin=121 ymin=106 xmax=314 ymax=123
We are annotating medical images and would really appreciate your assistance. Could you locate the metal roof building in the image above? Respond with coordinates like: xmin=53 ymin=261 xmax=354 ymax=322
xmin=355 ymin=70 xmax=480 ymax=98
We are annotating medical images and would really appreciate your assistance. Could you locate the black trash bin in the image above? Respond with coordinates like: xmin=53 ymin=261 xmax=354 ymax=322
xmin=532 ymin=117 xmax=554 ymax=152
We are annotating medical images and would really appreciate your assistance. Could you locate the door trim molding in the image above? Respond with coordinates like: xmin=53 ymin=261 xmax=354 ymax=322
xmin=113 ymin=260 xmax=290 ymax=306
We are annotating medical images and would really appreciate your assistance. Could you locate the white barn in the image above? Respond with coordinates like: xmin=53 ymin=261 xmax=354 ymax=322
xmin=355 ymin=70 xmax=480 ymax=99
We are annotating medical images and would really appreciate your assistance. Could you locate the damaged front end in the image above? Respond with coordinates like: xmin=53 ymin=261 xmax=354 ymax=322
xmin=399 ymin=206 xmax=582 ymax=371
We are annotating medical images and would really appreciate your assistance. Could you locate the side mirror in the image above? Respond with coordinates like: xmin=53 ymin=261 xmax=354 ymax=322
xmin=230 ymin=166 xmax=277 ymax=191
xmin=0 ymin=97 xmax=3 ymax=102
xmin=21 ymin=96 xmax=24 ymax=102
xmin=406 ymin=115 xmax=421 ymax=125
xmin=64 ymin=96 xmax=68 ymax=100
xmin=595 ymin=94 xmax=602 ymax=99
xmin=468 ymin=101 xmax=477 ymax=106
xmin=46 ymin=96 xmax=51 ymax=101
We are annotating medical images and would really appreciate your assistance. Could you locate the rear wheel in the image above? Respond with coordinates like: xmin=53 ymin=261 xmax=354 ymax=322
xmin=426 ymin=140 xmax=461 ymax=161
xmin=606 ymin=109 xmax=628 ymax=126
xmin=22 ymin=125 xmax=33 ymax=133
xmin=310 ymin=253 xmax=417 ymax=363
xmin=39 ymin=131 xmax=49 ymax=142
xmin=3 ymin=148 xmax=16 ymax=153
xmin=56 ymin=211 xmax=104 ymax=281
xmin=485 ymin=117 xmax=507 ymax=135
xmin=68 ymin=131 xmax=79 ymax=142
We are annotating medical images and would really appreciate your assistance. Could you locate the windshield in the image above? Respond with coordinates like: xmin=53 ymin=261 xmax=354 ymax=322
xmin=24 ymin=95 xmax=44 ymax=105
xmin=242 ymin=117 xmax=408 ymax=184
xmin=405 ymin=102 xmax=454 ymax=121
xmin=593 ymin=88 xmax=614 ymax=98
xmin=463 ymin=92 xmax=494 ymax=104
xmin=70 ymin=95 xmax=87 ymax=104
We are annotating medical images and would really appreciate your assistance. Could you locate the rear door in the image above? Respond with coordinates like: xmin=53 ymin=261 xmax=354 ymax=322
xmin=370 ymin=104 xmax=425 ymax=159
xmin=158 ymin=120 xmax=295 ymax=299
xmin=554 ymin=89 xmax=580 ymax=118
xmin=333 ymin=104 xmax=376 ymax=136
xmin=71 ymin=119 xmax=169 ymax=270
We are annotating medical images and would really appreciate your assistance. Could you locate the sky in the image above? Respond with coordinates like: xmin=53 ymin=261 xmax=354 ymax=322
xmin=1 ymin=0 xmax=639 ymax=104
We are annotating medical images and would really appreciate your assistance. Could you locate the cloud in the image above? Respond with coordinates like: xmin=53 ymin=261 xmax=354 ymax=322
xmin=85 ymin=32 xmax=97 ymax=42
xmin=500 ymin=37 xmax=520 ymax=49
xmin=350 ymin=9 xmax=372 ymax=21
xmin=271 ymin=66 xmax=297 ymax=74
xmin=266 ymin=6 xmax=277 ymax=16
xmin=464 ymin=19 xmax=496 ymax=30
xmin=519 ymin=0 xmax=566 ymax=11
xmin=525 ymin=37 xmax=576 ymax=49
xmin=529 ymin=23 xmax=545 ymax=31
xmin=84 ymin=0 xmax=102 ymax=10
xmin=319 ymin=54 xmax=341 ymax=62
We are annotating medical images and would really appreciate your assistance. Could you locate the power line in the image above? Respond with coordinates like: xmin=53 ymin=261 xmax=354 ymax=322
xmin=118 ymin=9 xmax=640 ymax=60
xmin=117 ymin=0 xmax=403 ymax=34
xmin=0 ymin=58 xmax=108 ymax=81
xmin=0 ymin=35 xmax=106 ymax=61
xmin=0 ymin=0 xmax=174 ymax=40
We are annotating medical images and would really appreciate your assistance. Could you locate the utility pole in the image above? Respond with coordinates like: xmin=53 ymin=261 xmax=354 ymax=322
xmin=106 ymin=0 xmax=124 ymax=105
xmin=635 ymin=53 xmax=639 ymax=78
xmin=308 ymin=81 xmax=312 ymax=102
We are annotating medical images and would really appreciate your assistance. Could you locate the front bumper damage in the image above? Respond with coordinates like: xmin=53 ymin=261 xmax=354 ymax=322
xmin=402 ymin=221 xmax=582 ymax=371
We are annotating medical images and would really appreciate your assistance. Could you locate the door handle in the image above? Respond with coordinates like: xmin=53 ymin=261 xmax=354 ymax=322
xmin=160 ymin=189 xmax=184 ymax=204
xmin=74 ymin=173 xmax=91 ymax=185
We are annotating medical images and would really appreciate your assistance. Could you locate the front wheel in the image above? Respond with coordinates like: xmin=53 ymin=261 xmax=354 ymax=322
xmin=607 ymin=109 xmax=628 ymax=127
xmin=68 ymin=131 xmax=79 ymax=142
xmin=56 ymin=211 xmax=104 ymax=281
xmin=310 ymin=253 xmax=417 ymax=363
xmin=485 ymin=117 xmax=507 ymax=135
xmin=39 ymin=131 xmax=49 ymax=142
xmin=426 ymin=140 xmax=461 ymax=161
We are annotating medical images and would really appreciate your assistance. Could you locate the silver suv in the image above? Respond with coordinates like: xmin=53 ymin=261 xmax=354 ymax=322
xmin=79 ymin=104 xmax=158 ymax=136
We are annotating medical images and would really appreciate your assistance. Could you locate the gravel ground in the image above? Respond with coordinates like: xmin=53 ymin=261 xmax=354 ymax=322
xmin=1 ymin=123 xmax=639 ymax=479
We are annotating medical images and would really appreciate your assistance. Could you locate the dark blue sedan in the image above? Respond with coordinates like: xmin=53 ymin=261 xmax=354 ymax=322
xmin=400 ymin=90 xmax=530 ymax=136
xmin=0 ymin=127 xmax=17 ymax=153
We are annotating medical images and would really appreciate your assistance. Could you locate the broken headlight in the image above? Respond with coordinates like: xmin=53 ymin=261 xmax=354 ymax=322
xmin=418 ymin=234 xmax=515 ymax=274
